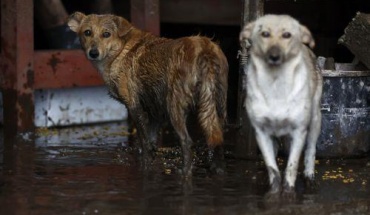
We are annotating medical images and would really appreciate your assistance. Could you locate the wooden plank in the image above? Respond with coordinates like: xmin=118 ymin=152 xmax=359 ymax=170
xmin=321 ymin=70 xmax=370 ymax=77
xmin=130 ymin=0 xmax=160 ymax=35
xmin=1 ymin=0 xmax=34 ymax=133
xmin=34 ymin=50 xmax=103 ymax=89
xmin=160 ymin=0 xmax=241 ymax=26
xmin=234 ymin=0 xmax=265 ymax=159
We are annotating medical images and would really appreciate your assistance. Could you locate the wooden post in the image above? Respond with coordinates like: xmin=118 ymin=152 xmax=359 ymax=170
xmin=130 ymin=0 xmax=160 ymax=36
xmin=1 ymin=0 xmax=35 ymax=135
xmin=234 ymin=0 xmax=264 ymax=159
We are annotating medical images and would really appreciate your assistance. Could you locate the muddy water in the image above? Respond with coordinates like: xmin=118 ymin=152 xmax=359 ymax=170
xmin=0 ymin=122 xmax=370 ymax=215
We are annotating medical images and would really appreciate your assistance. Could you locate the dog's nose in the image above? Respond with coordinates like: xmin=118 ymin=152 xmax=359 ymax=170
xmin=267 ymin=46 xmax=282 ymax=65
xmin=269 ymin=53 xmax=280 ymax=62
xmin=89 ymin=49 xmax=100 ymax=59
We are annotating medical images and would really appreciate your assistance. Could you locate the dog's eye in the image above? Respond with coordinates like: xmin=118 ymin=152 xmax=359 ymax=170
xmin=282 ymin=32 xmax=291 ymax=39
xmin=261 ymin=31 xmax=270 ymax=38
xmin=84 ymin=30 xmax=92 ymax=37
xmin=102 ymin=32 xmax=111 ymax=38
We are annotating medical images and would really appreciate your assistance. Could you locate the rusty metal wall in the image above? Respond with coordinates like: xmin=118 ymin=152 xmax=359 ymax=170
xmin=1 ymin=0 xmax=35 ymax=133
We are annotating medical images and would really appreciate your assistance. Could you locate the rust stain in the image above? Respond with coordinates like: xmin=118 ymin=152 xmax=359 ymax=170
xmin=47 ymin=54 xmax=63 ymax=74
xmin=17 ymin=92 xmax=34 ymax=130
xmin=2 ymin=89 xmax=34 ymax=133
xmin=1 ymin=37 xmax=16 ymax=89
xmin=1 ymin=37 xmax=16 ymax=63
xmin=24 ymin=63 xmax=34 ymax=89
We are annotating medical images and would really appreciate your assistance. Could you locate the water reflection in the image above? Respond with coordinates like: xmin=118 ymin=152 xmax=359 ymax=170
xmin=0 ymin=123 xmax=370 ymax=214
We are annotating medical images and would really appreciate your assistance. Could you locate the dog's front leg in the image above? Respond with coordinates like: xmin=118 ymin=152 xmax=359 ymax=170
xmin=283 ymin=129 xmax=308 ymax=200
xmin=148 ymin=120 xmax=161 ymax=153
xmin=254 ymin=128 xmax=281 ymax=200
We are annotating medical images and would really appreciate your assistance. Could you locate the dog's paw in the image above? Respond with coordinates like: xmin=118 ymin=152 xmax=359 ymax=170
xmin=281 ymin=185 xmax=297 ymax=202
xmin=178 ymin=165 xmax=193 ymax=179
xmin=264 ymin=189 xmax=281 ymax=202
xmin=209 ymin=160 xmax=226 ymax=176
xmin=181 ymin=177 xmax=194 ymax=193
xmin=210 ymin=166 xmax=225 ymax=176
xmin=140 ymin=156 xmax=154 ymax=171
xmin=264 ymin=181 xmax=282 ymax=202
xmin=304 ymin=176 xmax=318 ymax=193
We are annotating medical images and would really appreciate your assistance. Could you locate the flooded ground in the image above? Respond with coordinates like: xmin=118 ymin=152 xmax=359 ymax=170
xmin=0 ymin=122 xmax=370 ymax=215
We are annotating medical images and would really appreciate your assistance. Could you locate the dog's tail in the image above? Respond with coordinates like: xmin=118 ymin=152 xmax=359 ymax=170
xmin=197 ymin=44 xmax=228 ymax=148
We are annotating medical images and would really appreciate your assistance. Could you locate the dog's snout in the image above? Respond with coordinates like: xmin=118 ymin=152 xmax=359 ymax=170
xmin=89 ymin=48 xmax=100 ymax=59
xmin=269 ymin=52 xmax=280 ymax=62
xmin=267 ymin=46 xmax=282 ymax=66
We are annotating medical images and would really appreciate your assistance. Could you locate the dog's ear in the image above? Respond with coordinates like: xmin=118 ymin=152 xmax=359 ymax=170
xmin=68 ymin=12 xmax=86 ymax=32
xmin=113 ymin=16 xmax=133 ymax=37
xmin=300 ymin=25 xmax=315 ymax=49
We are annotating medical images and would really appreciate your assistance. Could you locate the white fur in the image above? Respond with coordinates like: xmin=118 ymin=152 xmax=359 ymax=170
xmin=241 ymin=14 xmax=323 ymax=195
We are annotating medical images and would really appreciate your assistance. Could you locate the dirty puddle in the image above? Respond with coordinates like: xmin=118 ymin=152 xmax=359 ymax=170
xmin=0 ymin=122 xmax=369 ymax=215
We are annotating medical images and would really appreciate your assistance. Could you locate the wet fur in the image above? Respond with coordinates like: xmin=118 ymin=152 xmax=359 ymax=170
xmin=68 ymin=12 xmax=228 ymax=177
xmin=240 ymin=14 xmax=323 ymax=200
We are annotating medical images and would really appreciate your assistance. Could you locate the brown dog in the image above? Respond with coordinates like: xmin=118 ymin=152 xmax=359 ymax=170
xmin=67 ymin=12 xmax=228 ymax=177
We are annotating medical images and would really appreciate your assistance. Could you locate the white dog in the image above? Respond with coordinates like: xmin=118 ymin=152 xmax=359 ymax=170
xmin=239 ymin=14 xmax=323 ymax=200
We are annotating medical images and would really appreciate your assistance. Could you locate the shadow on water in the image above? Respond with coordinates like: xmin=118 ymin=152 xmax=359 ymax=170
xmin=0 ymin=122 xmax=370 ymax=215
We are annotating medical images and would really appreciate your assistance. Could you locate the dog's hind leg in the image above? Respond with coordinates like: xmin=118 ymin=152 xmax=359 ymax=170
xmin=168 ymin=101 xmax=193 ymax=178
xmin=254 ymin=128 xmax=281 ymax=200
xmin=304 ymin=76 xmax=323 ymax=187
xmin=207 ymin=145 xmax=225 ymax=175
xmin=197 ymin=62 xmax=227 ymax=175
xmin=304 ymin=110 xmax=321 ymax=185
xmin=198 ymin=94 xmax=225 ymax=175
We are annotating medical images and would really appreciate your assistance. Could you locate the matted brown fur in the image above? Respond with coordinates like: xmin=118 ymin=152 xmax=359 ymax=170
xmin=68 ymin=12 xmax=228 ymax=176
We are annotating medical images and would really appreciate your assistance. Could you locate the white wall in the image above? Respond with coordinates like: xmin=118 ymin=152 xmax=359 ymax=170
xmin=34 ymin=86 xmax=128 ymax=127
